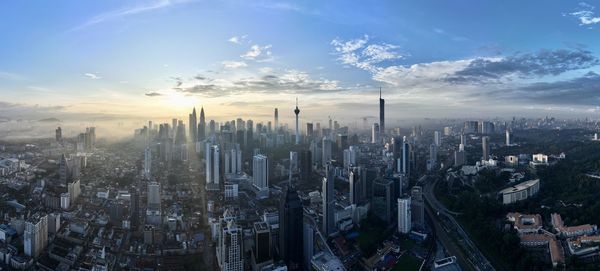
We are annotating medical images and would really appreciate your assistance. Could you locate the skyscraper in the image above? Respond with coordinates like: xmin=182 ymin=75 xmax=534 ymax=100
xmin=198 ymin=106 xmax=206 ymax=141
xmin=411 ymin=186 xmax=424 ymax=229
xmin=55 ymin=127 xmax=62 ymax=142
xmin=279 ymin=185 xmax=303 ymax=270
xmin=59 ymin=154 xmax=70 ymax=185
xmin=274 ymin=108 xmax=279 ymax=132
xmin=398 ymin=197 xmax=411 ymax=234
xmin=322 ymin=164 xmax=335 ymax=236
xmin=24 ymin=213 xmax=48 ymax=258
xmin=206 ymin=143 xmax=220 ymax=189
xmin=224 ymin=145 xmax=242 ymax=175
xmin=505 ymin=129 xmax=511 ymax=146
xmin=252 ymin=221 xmax=272 ymax=265
xmin=372 ymin=123 xmax=380 ymax=143
xmin=294 ymin=98 xmax=300 ymax=145
xmin=379 ymin=87 xmax=385 ymax=137
xmin=253 ymin=154 xmax=269 ymax=189
xmin=434 ymin=130 xmax=442 ymax=146
xmin=217 ymin=220 xmax=243 ymax=271
xmin=189 ymin=107 xmax=197 ymax=142
xmin=402 ymin=137 xmax=410 ymax=176
xmin=144 ymin=147 xmax=151 ymax=180
xmin=322 ymin=137 xmax=332 ymax=167
xmin=349 ymin=168 xmax=361 ymax=205
xmin=299 ymin=150 xmax=312 ymax=184
xmin=482 ymin=136 xmax=490 ymax=161
xmin=147 ymin=182 xmax=161 ymax=210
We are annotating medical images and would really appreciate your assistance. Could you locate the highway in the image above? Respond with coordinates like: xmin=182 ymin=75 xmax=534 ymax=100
xmin=421 ymin=175 xmax=496 ymax=271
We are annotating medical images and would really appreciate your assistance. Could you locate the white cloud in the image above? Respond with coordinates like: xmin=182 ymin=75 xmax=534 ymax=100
xmin=331 ymin=35 xmax=404 ymax=72
xmin=570 ymin=2 xmax=600 ymax=26
xmin=372 ymin=59 xmax=472 ymax=87
xmin=241 ymin=44 xmax=273 ymax=61
xmin=0 ymin=71 xmax=25 ymax=81
xmin=228 ymin=35 xmax=248 ymax=44
xmin=222 ymin=61 xmax=248 ymax=69
xmin=84 ymin=73 xmax=101 ymax=80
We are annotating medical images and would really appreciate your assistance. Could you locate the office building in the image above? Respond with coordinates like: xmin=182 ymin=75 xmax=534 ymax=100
xmin=189 ymin=107 xmax=197 ymax=142
xmin=299 ymin=150 xmax=312 ymax=183
xmin=147 ymin=182 xmax=161 ymax=210
xmin=253 ymin=154 xmax=269 ymax=189
xmin=434 ymin=131 xmax=442 ymax=146
xmin=372 ymin=123 xmax=380 ymax=144
xmin=279 ymin=185 xmax=303 ymax=270
xmin=372 ymin=178 xmax=394 ymax=223
xmin=322 ymin=164 xmax=335 ymax=236
xmin=482 ymin=136 xmax=490 ymax=161
xmin=198 ymin=107 xmax=206 ymax=141
xmin=349 ymin=168 xmax=361 ymax=205
xmin=499 ymin=179 xmax=540 ymax=204
xmin=322 ymin=137 xmax=332 ymax=167
xmin=379 ymin=88 xmax=385 ymax=136
xmin=506 ymin=129 xmax=511 ymax=146
xmin=206 ymin=144 xmax=220 ymax=188
xmin=252 ymin=221 xmax=272 ymax=265
xmin=401 ymin=137 xmax=410 ymax=176
xmin=274 ymin=108 xmax=279 ymax=132
xmin=398 ymin=197 xmax=411 ymax=234
xmin=144 ymin=147 xmax=151 ymax=180
xmin=225 ymin=145 xmax=242 ymax=175
xmin=411 ymin=186 xmax=424 ymax=229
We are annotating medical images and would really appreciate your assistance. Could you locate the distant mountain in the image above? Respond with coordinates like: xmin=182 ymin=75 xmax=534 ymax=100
xmin=38 ymin=117 xmax=61 ymax=122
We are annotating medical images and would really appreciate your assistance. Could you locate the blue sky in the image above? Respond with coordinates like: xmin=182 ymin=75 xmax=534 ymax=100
xmin=1 ymin=0 xmax=600 ymax=122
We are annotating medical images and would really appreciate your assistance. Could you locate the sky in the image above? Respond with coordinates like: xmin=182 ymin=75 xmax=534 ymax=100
xmin=1 ymin=0 xmax=600 ymax=124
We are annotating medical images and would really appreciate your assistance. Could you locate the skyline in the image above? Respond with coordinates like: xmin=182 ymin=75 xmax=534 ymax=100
xmin=2 ymin=1 xmax=600 ymax=121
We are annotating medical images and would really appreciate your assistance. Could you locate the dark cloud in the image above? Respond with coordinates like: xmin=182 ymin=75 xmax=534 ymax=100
xmin=514 ymin=71 xmax=600 ymax=105
xmin=447 ymin=49 xmax=599 ymax=83
xmin=144 ymin=92 xmax=163 ymax=97
xmin=175 ymin=72 xmax=344 ymax=97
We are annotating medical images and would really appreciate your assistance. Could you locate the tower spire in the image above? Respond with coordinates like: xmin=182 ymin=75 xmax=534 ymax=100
xmin=379 ymin=87 xmax=382 ymax=98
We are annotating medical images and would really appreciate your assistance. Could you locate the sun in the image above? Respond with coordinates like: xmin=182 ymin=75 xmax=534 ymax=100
xmin=164 ymin=91 xmax=197 ymax=109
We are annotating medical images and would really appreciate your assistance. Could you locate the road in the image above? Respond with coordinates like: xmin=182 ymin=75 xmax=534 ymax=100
xmin=422 ymin=175 xmax=496 ymax=271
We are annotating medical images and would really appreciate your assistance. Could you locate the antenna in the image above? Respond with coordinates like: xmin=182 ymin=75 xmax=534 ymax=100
xmin=296 ymin=97 xmax=298 ymax=107
xmin=379 ymin=87 xmax=382 ymax=98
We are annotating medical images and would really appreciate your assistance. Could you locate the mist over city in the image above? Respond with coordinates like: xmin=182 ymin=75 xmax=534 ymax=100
xmin=2 ymin=1 xmax=600 ymax=271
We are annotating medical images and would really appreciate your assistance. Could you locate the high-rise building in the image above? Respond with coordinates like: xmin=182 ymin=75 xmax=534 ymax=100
xmin=505 ymin=129 xmax=511 ymax=146
xmin=372 ymin=123 xmax=380 ymax=144
xmin=322 ymin=137 xmax=332 ymax=167
xmin=147 ymin=182 xmax=161 ymax=210
xmin=411 ymin=186 xmax=424 ymax=229
xmin=294 ymin=99 xmax=300 ymax=145
xmin=306 ymin=122 xmax=314 ymax=138
xmin=303 ymin=216 xmax=316 ymax=270
xmin=372 ymin=178 xmax=394 ymax=223
xmin=434 ymin=131 xmax=442 ymax=146
xmin=206 ymin=144 xmax=220 ymax=188
xmin=217 ymin=220 xmax=243 ymax=271
xmin=349 ymin=168 xmax=361 ymax=205
xmin=252 ymin=221 xmax=272 ymax=265
xmin=279 ymin=185 xmax=303 ymax=270
xmin=59 ymin=154 xmax=70 ymax=185
xmin=464 ymin=121 xmax=478 ymax=134
xmin=24 ymin=213 xmax=48 ymax=258
xmin=343 ymin=146 xmax=358 ymax=169
xmin=253 ymin=154 xmax=269 ymax=189
xmin=55 ymin=127 xmax=62 ymax=142
xmin=224 ymin=145 xmax=242 ymax=175
xmin=299 ymin=150 xmax=312 ymax=183
xmin=454 ymin=149 xmax=466 ymax=167
xmin=379 ymin=88 xmax=385 ymax=137
xmin=274 ymin=108 xmax=279 ymax=132
xmin=189 ymin=107 xmax=197 ymax=142
xmin=460 ymin=132 xmax=466 ymax=147
xmin=482 ymin=136 xmax=490 ymax=161
xmin=401 ymin=137 xmax=410 ymax=176
xmin=198 ymin=107 xmax=206 ymax=141
xmin=322 ymin=164 xmax=336 ymax=236
xmin=429 ymin=144 xmax=437 ymax=165
xmin=397 ymin=197 xmax=411 ymax=233
xmin=144 ymin=147 xmax=151 ymax=180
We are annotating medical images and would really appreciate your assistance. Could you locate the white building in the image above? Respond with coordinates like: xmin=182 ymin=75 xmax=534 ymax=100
xmin=144 ymin=147 xmax=151 ymax=179
xmin=499 ymin=179 xmax=540 ymax=204
xmin=397 ymin=197 xmax=411 ymax=234
xmin=434 ymin=131 xmax=442 ymax=146
xmin=217 ymin=221 xmax=244 ymax=271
